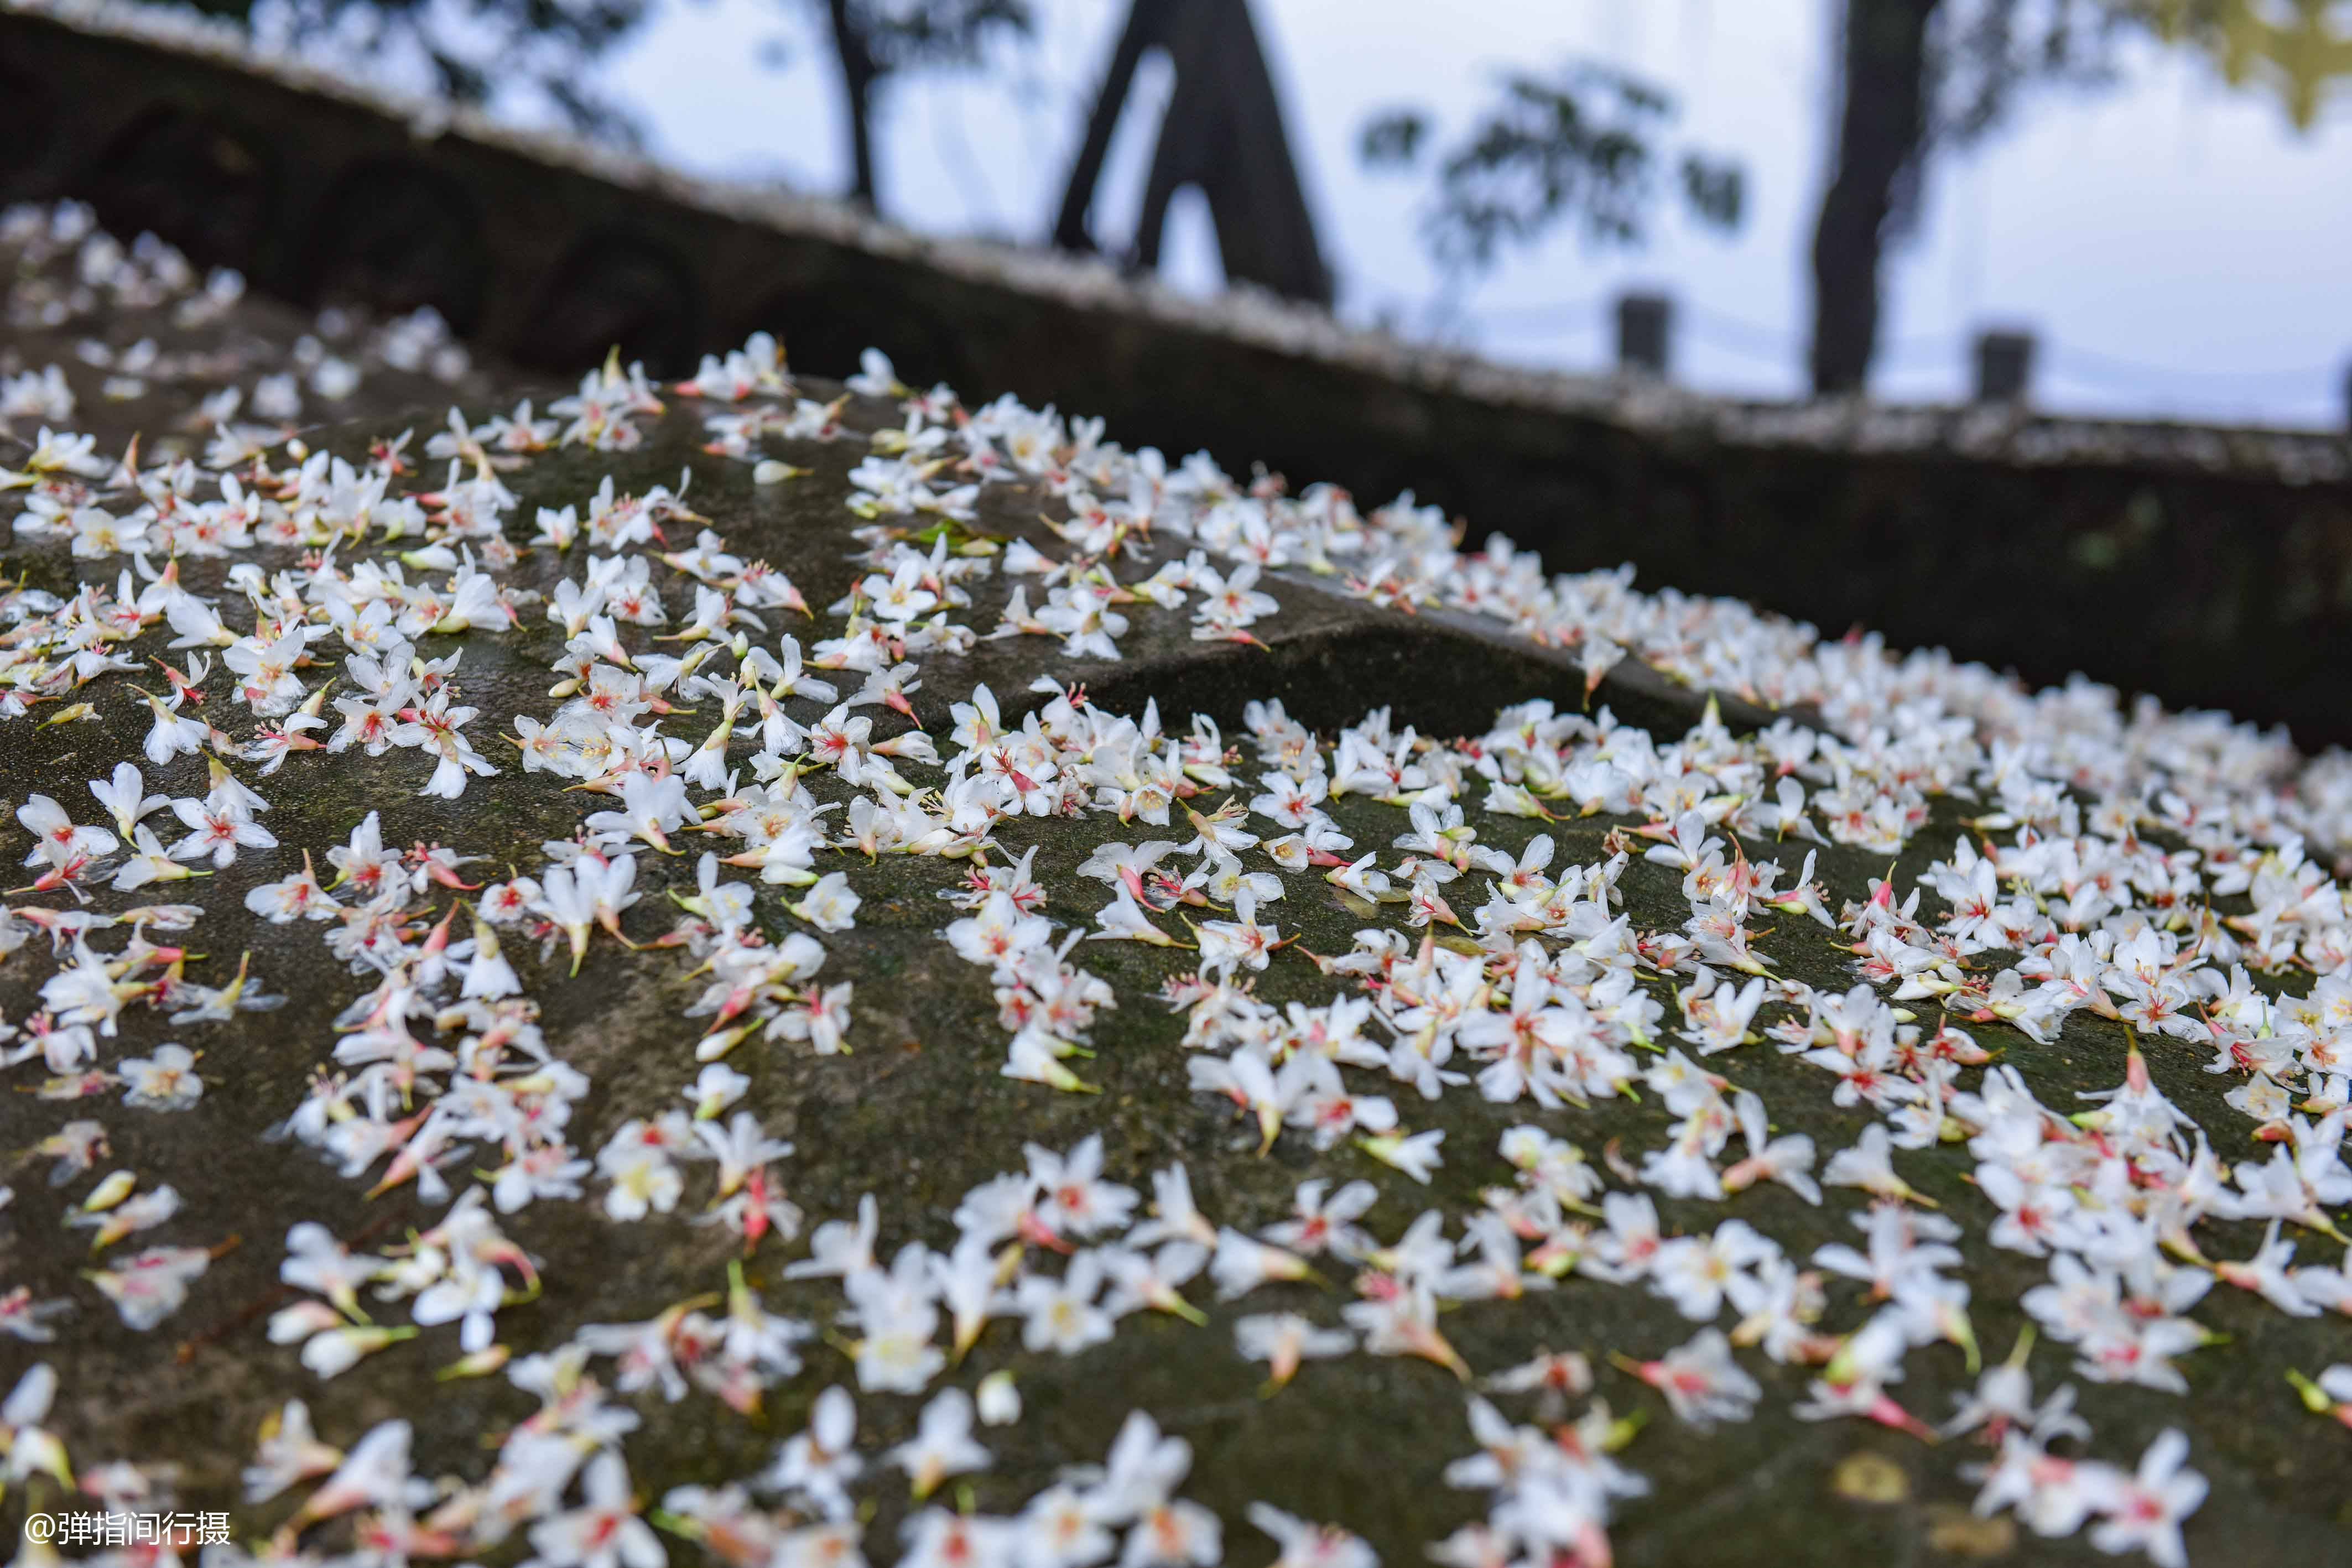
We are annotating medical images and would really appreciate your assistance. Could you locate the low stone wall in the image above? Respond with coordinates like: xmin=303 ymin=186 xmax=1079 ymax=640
xmin=8 ymin=0 xmax=2352 ymax=742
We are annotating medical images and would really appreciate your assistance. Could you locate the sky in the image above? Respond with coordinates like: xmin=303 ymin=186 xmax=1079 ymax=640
xmin=560 ymin=0 xmax=2352 ymax=428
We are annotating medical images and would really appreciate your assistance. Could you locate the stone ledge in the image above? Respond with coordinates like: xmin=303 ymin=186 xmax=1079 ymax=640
xmin=8 ymin=0 xmax=2352 ymax=744
xmin=6 ymin=0 xmax=2349 ymax=477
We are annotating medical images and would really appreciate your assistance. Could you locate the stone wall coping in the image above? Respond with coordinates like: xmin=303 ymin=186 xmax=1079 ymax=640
xmin=9 ymin=0 xmax=2352 ymax=483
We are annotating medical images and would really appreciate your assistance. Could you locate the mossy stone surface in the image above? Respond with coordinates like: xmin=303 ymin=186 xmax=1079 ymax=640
xmin=3 ymin=391 xmax=2349 ymax=1567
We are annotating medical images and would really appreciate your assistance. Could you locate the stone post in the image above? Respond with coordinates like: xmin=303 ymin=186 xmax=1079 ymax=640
xmin=1616 ymin=291 xmax=1673 ymax=378
xmin=1974 ymin=329 xmax=2036 ymax=405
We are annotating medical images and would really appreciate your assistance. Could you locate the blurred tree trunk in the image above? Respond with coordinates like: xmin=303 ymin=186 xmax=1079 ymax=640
xmin=827 ymin=0 xmax=882 ymax=208
xmin=1053 ymin=3 xmax=1155 ymax=254
xmin=1809 ymin=0 xmax=1940 ymax=395
xmin=1054 ymin=0 xmax=1331 ymax=306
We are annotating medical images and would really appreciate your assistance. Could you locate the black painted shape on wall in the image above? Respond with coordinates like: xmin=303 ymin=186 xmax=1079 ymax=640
xmin=303 ymin=158 xmax=490 ymax=334
xmin=85 ymin=102 xmax=278 ymax=270
xmin=521 ymin=230 xmax=701 ymax=377
xmin=0 ymin=59 xmax=55 ymax=184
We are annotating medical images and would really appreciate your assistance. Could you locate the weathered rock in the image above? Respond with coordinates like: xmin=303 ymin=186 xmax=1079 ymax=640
xmin=2 ymin=380 xmax=2350 ymax=1568
xmin=8 ymin=194 xmax=2352 ymax=1568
